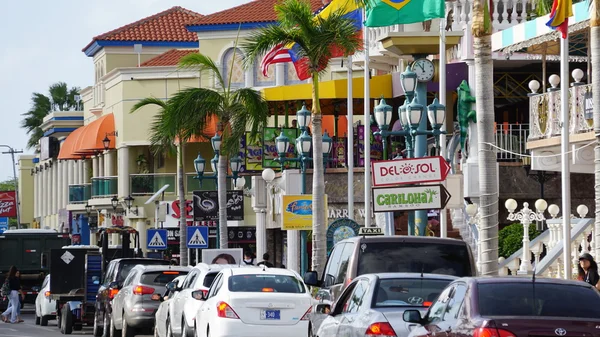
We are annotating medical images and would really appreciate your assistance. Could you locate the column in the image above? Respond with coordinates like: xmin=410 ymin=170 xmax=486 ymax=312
xmin=251 ymin=176 xmax=268 ymax=262
xmin=78 ymin=160 xmax=84 ymax=185
xmin=33 ymin=169 xmax=38 ymax=219
xmin=67 ymin=161 xmax=74 ymax=192
xmin=137 ymin=220 xmax=147 ymax=255
xmin=52 ymin=163 xmax=58 ymax=213
xmin=275 ymin=63 xmax=285 ymax=87
xmin=245 ymin=68 xmax=254 ymax=88
xmin=62 ymin=161 xmax=68 ymax=207
xmin=98 ymin=155 xmax=104 ymax=177
xmin=83 ymin=159 xmax=90 ymax=184
xmin=287 ymin=231 xmax=300 ymax=273
xmin=104 ymin=150 xmax=113 ymax=176
xmin=56 ymin=162 xmax=63 ymax=209
xmin=92 ymin=156 xmax=99 ymax=178
xmin=117 ymin=147 xmax=129 ymax=198
xmin=42 ymin=166 xmax=48 ymax=218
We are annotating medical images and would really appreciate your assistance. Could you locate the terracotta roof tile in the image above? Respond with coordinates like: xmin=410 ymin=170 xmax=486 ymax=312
xmin=83 ymin=6 xmax=203 ymax=52
xmin=188 ymin=0 xmax=323 ymax=26
xmin=140 ymin=49 xmax=199 ymax=67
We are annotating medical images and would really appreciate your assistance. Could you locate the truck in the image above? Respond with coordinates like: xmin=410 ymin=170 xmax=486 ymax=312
xmin=0 ymin=229 xmax=71 ymax=310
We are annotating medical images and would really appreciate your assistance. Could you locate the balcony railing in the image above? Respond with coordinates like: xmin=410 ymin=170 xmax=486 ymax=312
xmin=69 ymin=184 xmax=91 ymax=204
xmin=130 ymin=173 xmax=176 ymax=196
xmin=495 ymin=123 xmax=529 ymax=162
xmin=528 ymin=84 xmax=592 ymax=141
xmin=91 ymin=176 xmax=118 ymax=198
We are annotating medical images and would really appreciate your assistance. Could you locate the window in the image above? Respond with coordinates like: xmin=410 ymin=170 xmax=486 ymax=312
xmin=357 ymin=242 xmax=473 ymax=277
xmin=117 ymin=260 xmax=170 ymax=283
xmin=123 ymin=270 xmax=138 ymax=287
xmin=336 ymin=243 xmax=355 ymax=284
xmin=334 ymin=282 xmax=357 ymax=315
xmin=444 ymin=284 xmax=467 ymax=320
xmin=201 ymin=272 xmax=219 ymax=288
xmin=182 ymin=271 xmax=198 ymax=289
xmin=427 ymin=286 xmax=453 ymax=323
xmin=344 ymin=280 xmax=369 ymax=314
xmin=372 ymin=278 xmax=453 ymax=308
xmin=228 ymin=275 xmax=305 ymax=293
xmin=208 ymin=274 xmax=222 ymax=299
xmin=141 ymin=271 xmax=188 ymax=286
xmin=222 ymin=48 xmax=245 ymax=88
xmin=103 ymin=263 xmax=116 ymax=286
xmin=323 ymin=244 xmax=345 ymax=287
xmin=478 ymin=283 xmax=600 ymax=318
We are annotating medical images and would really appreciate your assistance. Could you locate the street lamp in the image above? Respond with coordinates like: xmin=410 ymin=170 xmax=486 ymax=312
xmin=103 ymin=136 xmax=111 ymax=150
xmin=505 ymin=198 xmax=547 ymax=274
xmin=427 ymin=96 xmax=447 ymax=153
xmin=211 ymin=133 xmax=222 ymax=154
xmin=322 ymin=131 xmax=333 ymax=155
xmin=229 ymin=156 xmax=243 ymax=175
xmin=111 ymin=196 xmax=119 ymax=212
xmin=85 ymin=202 xmax=92 ymax=216
xmin=296 ymin=131 xmax=312 ymax=157
xmin=124 ymin=195 xmax=138 ymax=215
xmin=400 ymin=65 xmax=417 ymax=99
xmin=194 ymin=153 xmax=206 ymax=178
xmin=296 ymin=104 xmax=312 ymax=131
xmin=374 ymin=98 xmax=393 ymax=132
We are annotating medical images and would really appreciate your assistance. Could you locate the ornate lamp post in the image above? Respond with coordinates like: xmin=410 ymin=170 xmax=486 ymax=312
xmin=505 ymin=198 xmax=548 ymax=274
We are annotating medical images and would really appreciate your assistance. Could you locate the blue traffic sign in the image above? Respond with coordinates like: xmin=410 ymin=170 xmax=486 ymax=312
xmin=147 ymin=229 xmax=168 ymax=250
xmin=187 ymin=226 xmax=209 ymax=249
xmin=0 ymin=217 xmax=8 ymax=234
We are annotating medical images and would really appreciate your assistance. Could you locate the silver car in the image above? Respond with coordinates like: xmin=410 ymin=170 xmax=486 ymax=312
xmin=314 ymin=273 xmax=457 ymax=337
xmin=111 ymin=265 xmax=190 ymax=337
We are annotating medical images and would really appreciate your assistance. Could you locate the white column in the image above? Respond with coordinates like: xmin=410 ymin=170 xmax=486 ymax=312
xmin=287 ymin=231 xmax=300 ymax=273
xmin=245 ymin=68 xmax=254 ymax=88
xmin=56 ymin=162 xmax=63 ymax=209
xmin=83 ymin=160 xmax=89 ymax=184
xmin=117 ymin=147 xmax=130 ymax=198
xmin=92 ymin=156 xmax=99 ymax=178
xmin=33 ymin=169 xmax=38 ymax=218
xmin=78 ymin=160 xmax=84 ymax=185
xmin=62 ymin=161 xmax=68 ymax=207
xmin=41 ymin=166 xmax=47 ymax=218
xmin=255 ymin=209 xmax=267 ymax=263
xmin=52 ymin=164 xmax=58 ymax=213
xmin=98 ymin=155 xmax=104 ymax=177
xmin=275 ymin=63 xmax=285 ymax=87
xmin=105 ymin=150 xmax=115 ymax=176
xmin=137 ymin=220 xmax=147 ymax=255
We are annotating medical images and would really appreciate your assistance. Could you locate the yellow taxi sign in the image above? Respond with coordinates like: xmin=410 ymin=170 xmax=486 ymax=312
xmin=359 ymin=227 xmax=384 ymax=236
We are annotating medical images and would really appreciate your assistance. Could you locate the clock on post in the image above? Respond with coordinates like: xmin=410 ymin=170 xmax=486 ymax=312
xmin=412 ymin=58 xmax=435 ymax=82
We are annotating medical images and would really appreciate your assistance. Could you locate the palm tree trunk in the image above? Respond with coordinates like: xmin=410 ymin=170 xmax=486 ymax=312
xmin=310 ymin=72 xmax=327 ymax=275
xmin=591 ymin=0 xmax=600 ymax=259
xmin=218 ymin=154 xmax=228 ymax=249
xmin=472 ymin=0 xmax=499 ymax=275
xmin=178 ymin=143 xmax=188 ymax=266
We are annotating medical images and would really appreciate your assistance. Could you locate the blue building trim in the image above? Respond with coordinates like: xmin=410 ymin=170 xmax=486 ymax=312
xmin=51 ymin=116 xmax=84 ymax=121
xmin=32 ymin=158 xmax=40 ymax=164
xmin=186 ymin=22 xmax=276 ymax=32
xmin=44 ymin=127 xmax=78 ymax=137
xmin=84 ymin=40 xmax=199 ymax=57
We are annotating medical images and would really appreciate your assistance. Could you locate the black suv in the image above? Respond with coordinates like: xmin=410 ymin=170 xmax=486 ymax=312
xmin=93 ymin=258 xmax=169 ymax=337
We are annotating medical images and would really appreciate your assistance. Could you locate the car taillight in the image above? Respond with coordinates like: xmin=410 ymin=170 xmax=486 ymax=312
xmin=366 ymin=322 xmax=397 ymax=336
xmin=133 ymin=286 xmax=155 ymax=295
xmin=262 ymin=288 xmax=274 ymax=292
xmin=474 ymin=327 xmax=515 ymax=337
xmin=300 ymin=306 xmax=312 ymax=320
xmin=44 ymin=291 xmax=51 ymax=298
xmin=216 ymin=301 xmax=239 ymax=319
xmin=109 ymin=288 xmax=119 ymax=299
xmin=422 ymin=301 xmax=432 ymax=307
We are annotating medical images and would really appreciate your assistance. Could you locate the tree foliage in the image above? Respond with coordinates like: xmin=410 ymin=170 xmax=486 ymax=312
xmin=0 ymin=178 xmax=16 ymax=191
xmin=498 ymin=223 xmax=541 ymax=258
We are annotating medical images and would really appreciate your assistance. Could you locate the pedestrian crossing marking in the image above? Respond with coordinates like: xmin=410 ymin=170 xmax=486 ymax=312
xmin=149 ymin=232 xmax=166 ymax=247
xmin=188 ymin=229 xmax=207 ymax=246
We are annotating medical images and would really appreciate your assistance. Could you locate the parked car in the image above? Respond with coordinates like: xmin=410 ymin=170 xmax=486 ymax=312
xmin=111 ymin=265 xmax=189 ymax=337
xmin=194 ymin=267 xmax=313 ymax=337
xmin=168 ymin=264 xmax=247 ymax=337
xmin=403 ymin=276 xmax=600 ymax=337
xmin=34 ymin=274 xmax=56 ymax=326
xmin=93 ymin=258 xmax=170 ymax=337
xmin=314 ymin=273 xmax=457 ymax=337
xmin=154 ymin=275 xmax=187 ymax=337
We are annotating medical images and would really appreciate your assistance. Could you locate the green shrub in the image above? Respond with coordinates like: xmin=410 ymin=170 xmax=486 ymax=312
xmin=498 ymin=223 xmax=541 ymax=258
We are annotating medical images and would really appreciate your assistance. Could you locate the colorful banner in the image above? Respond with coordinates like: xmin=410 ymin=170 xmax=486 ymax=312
xmin=238 ymin=134 xmax=246 ymax=173
xmin=0 ymin=191 xmax=17 ymax=218
xmin=357 ymin=125 xmax=383 ymax=166
xmin=263 ymin=127 xmax=299 ymax=168
xmin=245 ymin=132 xmax=263 ymax=172
xmin=282 ymin=195 xmax=328 ymax=230
xmin=331 ymin=137 xmax=347 ymax=168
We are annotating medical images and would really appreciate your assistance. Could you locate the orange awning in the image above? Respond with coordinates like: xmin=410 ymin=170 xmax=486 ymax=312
xmin=76 ymin=114 xmax=116 ymax=152
xmin=58 ymin=126 xmax=91 ymax=160
xmin=311 ymin=115 xmax=348 ymax=138
xmin=176 ymin=115 xmax=219 ymax=144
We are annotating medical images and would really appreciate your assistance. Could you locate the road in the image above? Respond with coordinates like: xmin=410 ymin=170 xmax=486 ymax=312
xmin=1 ymin=310 xmax=153 ymax=337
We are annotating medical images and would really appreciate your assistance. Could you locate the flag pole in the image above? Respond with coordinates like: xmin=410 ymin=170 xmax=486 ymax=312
xmin=439 ymin=10 xmax=448 ymax=238
xmin=560 ymin=32 xmax=571 ymax=279
xmin=363 ymin=9 xmax=372 ymax=228
xmin=348 ymin=55 xmax=355 ymax=219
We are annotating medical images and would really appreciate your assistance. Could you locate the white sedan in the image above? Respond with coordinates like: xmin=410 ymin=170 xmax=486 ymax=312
xmin=194 ymin=267 xmax=312 ymax=337
xmin=35 ymin=274 xmax=56 ymax=326
xmin=154 ymin=275 xmax=187 ymax=337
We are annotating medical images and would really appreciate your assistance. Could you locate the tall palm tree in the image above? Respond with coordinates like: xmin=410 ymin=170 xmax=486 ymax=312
xmin=591 ymin=0 xmax=600 ymax=259
xmin=242 ymin=0 xmax=362 ymax=274
xmin=130 ymin=97 xmax=192 ymax=265
xmin=471 ymin=0 xmax=498 ymax=275
xmin=21 ymin=82 xmax=80 ymax=149
xmin=176 ymin=52 xmax=269 ymax=250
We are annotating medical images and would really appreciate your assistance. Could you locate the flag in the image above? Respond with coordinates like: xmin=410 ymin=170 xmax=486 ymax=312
xmin=365 ymin=0 xmax=445 ymax=27
xmin=545 ymin=0 xmax=573 ymax=38
xmin=260 ymin=43 xmax=292 ymax=77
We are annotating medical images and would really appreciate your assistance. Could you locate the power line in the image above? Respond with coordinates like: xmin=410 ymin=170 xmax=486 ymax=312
xmin=1 ymin=145 xmax=23 ymax=228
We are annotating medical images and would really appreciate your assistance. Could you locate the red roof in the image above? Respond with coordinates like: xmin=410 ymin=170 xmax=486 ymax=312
xmin=140 ymin=49 xmax=199 ymax=67
xmin=188 ymin=0 xmax=323 ymax=26
xmin=83 ymin=6 xmax=203 ymax=52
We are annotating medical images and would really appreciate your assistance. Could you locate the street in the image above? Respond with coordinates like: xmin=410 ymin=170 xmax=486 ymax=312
xmin=1 ymin=309 xmax=152 ymax=337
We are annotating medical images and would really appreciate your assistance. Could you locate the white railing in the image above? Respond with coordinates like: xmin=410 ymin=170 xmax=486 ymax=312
xmin=495 ymin=123 xmax=529 ymax=161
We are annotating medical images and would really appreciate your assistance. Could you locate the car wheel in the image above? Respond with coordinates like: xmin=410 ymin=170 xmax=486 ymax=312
xmin=102 ymin=313 xmax=110 ymax=337
xmin=35 ymin=312 xmax=41 ymax=325
xmin=93 ymin=315 xmax=104 ymax=337
xmin=109 ymin=314 xmax=122 ymax=337
xmin=166 ymin=317 xmax=173 ymax=337
xmin=41 ymin=315 xmax=49 ymax=326
xmin=122 ymin=317 xmax=135 ymax=337
xmin=182 ymin=317 xmax=190 ymax=337
xmin=61 ymin=304 xmax=73 ymax=335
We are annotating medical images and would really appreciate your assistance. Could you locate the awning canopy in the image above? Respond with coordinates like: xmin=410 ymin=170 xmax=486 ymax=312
xmin=262 ymin=74 xmax=392 ymax=102
xmin=175 ymin=115 xmax=219 ymax=144
xmin=58 ymin=126 xmax=91 ymax=160
xmin=319 ymin=115 xmax=348 ymax=137
xmin=58 ymin=113 xmax=116 ymax=160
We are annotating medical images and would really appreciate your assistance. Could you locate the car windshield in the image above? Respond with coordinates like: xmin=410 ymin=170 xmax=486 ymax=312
xmin=228 ymin=275 xmax=305 ymax=293
xmin=118 ymin=260 xmax=169 ymax=282
xmin=478 ymin=282 xmax=600 ymax=318
xmin=373 ymin=278 xmax=452 ymax=307
xmin=357 ymin=242 xmax=472 ymax=277
xmin=141 ymin=271 xmax=188 ymax=286
xmin=203 ymin=272 xmax=218 ymax=288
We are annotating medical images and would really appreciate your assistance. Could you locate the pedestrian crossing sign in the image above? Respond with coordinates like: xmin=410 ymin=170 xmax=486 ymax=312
xmin=147 ymin=229 xmax=168 ymax=250
xmin=187 ymin=226 xmax=209 ymax=249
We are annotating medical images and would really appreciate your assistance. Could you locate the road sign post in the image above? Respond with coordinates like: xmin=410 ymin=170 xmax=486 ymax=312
xmin=371 ymin=156 xmax=451 ymax=187
xmin=147 ymin=229 xmax=168 ymax=250
xmin=372 ymin=184 xmax=451 ymax=213
xmin=187 ymin=226 xmax=209 ymax=249
xmin=0 ymin=217 xmax=8 ymax=234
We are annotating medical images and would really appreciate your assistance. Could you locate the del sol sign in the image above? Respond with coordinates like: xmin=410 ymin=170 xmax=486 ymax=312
xmin=372 ymin=184 xmax=451 ymax=212
xmin=371 ymin=156 xmax=450 ymax=186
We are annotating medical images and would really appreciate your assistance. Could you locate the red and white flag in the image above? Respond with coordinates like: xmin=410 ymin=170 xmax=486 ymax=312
xmin=260 ymin=43 xmax=292 ymax=77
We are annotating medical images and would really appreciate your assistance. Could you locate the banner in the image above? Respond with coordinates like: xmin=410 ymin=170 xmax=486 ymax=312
xmin=245 ymin=132 xmax=263 ymax=172
xmin=332 ymin=137 xmax=347 ymax=168
xmin=0 ymin=191 xmax=17 ymax=218
xmin=282 ymin=195 xmax=328 ymax=230
xmin=159 ymin=200 xmax=194 ymax=228
xmin=239 ymin=134 xmax=247 ymax=173
xmin=193 ymin=190 xmax=244 ymax=221
xmin=262 ymin=127 xmax=299 ymax=168
xmin=202 ymin=248 xmax=243 ymax=265
xmin=357 ymin=125 xmax=383 ymax=166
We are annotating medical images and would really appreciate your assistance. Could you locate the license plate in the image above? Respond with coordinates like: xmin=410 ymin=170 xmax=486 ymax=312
xmin=260 ymin=309 xmax=280 ymax=320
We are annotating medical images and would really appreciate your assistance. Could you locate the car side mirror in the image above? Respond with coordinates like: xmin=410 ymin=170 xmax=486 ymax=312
xmin=166 ymin=281 xmax=179 ymax=292
xmin=151 ymin=293 xmax=163 ymax=302
xmin=316 ymin=303 xmax=331 ymax=315
xmin=403 ymin=310 xmax=423 ymax=323
xmin=303 ymin=271 xmax=319 ymax=287
xmin=192 ymin=289 xmax=208 ymax=301
xmin=109 ymin=281 xmax=120 ymax=290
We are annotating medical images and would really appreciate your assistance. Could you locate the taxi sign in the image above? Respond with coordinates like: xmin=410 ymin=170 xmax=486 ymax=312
xmin=359 ymin=227 xmax=384 ymax=236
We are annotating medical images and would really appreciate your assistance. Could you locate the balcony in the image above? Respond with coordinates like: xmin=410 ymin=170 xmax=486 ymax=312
xmin=495 ymin=123 xmax=529 ymax=162
xmin=91 ymin=176 xmax=118 ymax=198
xmin=528 ymin=84 xmax=592 ymax=141
xmin=130 ymin=173 xmax=176 ymax=196
xmin=68 ymin=184 xmax=91 ymax=204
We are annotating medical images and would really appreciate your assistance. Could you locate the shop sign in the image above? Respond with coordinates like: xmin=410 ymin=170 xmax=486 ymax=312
xmin=262 ymin=127 xmax=299 ymax=169
xmin=326 ymin=218 xmax=361 ymax=252
xmin=372 ymin=156 xmax=451 ymax=186
xmin=282 ymin=195 xmax=327 ymax=230
xmin=159 ymin=200 xmax=194 ymax=228
xmin=0 ymin=191 xmax=16 ymax=218
xmin=192 ymin=191 xmax=244 ymax=222
xmin=228 ymin=227 xmax=256 ymax=243
xmin=372 ymin=184 xmax=451 ymax=212
xmin=358 ymin=125 xmax=383 ymax=166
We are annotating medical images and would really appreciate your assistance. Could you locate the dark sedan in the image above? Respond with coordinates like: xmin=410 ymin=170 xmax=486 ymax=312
xmin=403 ymin=276 xmax=600 ymax=337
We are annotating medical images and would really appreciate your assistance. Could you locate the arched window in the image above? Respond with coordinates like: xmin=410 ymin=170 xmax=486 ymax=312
xmin=100 ymin=61 xmax=104 ymax=77
xmin=285 ymin=63 xmax=303 ymax=85
xmin=222 ymin=48 xmax=245 ymax=88
xmin=254 ymin=55 xmax=275 ymax=87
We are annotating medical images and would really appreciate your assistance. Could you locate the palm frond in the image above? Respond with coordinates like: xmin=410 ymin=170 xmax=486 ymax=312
xmin=178 ymin=53 xmax=226 ymax=90
xmin=48 ymin=82 xmax=68 ymax=111
xmin=242 ymin=25 xmax=299 ymax=69
xmin=130 ymin=97 xmax=168 ymax=113
xmin=167 ymin=87 xmax=224 ymax=142
xmin=223 ymin=88 xmax=269 ymax=155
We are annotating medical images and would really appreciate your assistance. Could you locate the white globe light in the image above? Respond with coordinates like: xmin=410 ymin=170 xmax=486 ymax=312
xmin=577 ymin=204 xmax=589 ymax=218
xmin=262 ymin=168 xmax=275 ymax=183
xmin=235 ymin=177 xmax=246 ymax=190
xmin=572 ymin=68 xmax=584 ymax=83
xmin=465 ymin=204 xmax=478 ymax=217
xmin=534 ymin=199 xmax=548 ymax=212
xmin=505 ymin=198 xmax=518 ymax=212
xmin=528 ymin=80 xmax=540 ymax=93
xmin=548 ymin=204 xmax=560 ymax=218
xmin=549 ymin=74 xmax=560 ymax=88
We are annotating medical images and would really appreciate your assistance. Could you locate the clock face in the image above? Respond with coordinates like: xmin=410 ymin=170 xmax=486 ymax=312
xmin=413 ymin=59 xmax=435 ymax=82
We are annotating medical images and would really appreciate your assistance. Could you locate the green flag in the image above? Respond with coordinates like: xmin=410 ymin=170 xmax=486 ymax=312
xmin=365 ymin=0 xmax=445 ymax=27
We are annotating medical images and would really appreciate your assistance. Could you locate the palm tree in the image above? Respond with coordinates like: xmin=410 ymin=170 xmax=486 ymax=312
xmin=242 ymin=0 xmax=362 ymax=274
xmin=175 ymin=52 xmax=269 ymax=250
xmin=590 ymin=0 xmax=600 ymax=258
xmin=21 ymin=82 xmax=80 ymax=149
xmin=471 ymin=0 xmax=498 ymax=275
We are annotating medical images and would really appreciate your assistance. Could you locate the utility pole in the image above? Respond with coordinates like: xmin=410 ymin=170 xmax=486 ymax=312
xmin=1 ymin=145 xmax=23 ymax=228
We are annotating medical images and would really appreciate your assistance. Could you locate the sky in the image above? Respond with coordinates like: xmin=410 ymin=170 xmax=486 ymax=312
xmin=0 ymin=0 xmax=250 ymax=182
